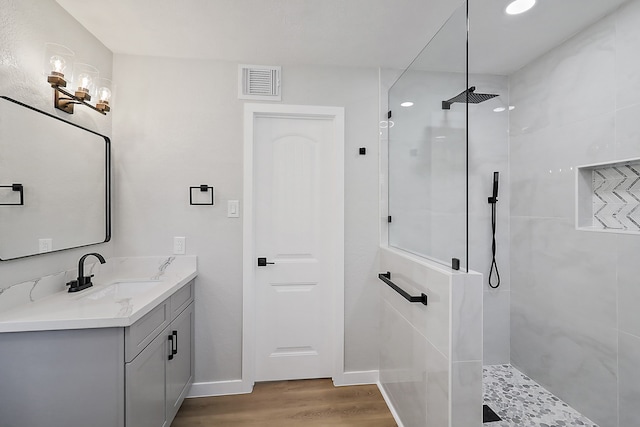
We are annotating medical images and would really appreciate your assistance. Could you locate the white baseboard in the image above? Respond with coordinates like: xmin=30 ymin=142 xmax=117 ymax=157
xmin=187 ymin=379 xmax=253 ymax=398
xmin=187 ymin=370 xmax=380 ymax=397
xmin=333 ymin=370 xmax=379 ymax=386
xmin=377 ymin=381 xmax=405 ymax=427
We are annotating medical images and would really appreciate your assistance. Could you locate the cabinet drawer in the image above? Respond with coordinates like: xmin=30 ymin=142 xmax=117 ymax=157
xmin=125 ymin=300 xmax=170 ymax=362
xmin=171 ymin=280 xmax=194 ymax=320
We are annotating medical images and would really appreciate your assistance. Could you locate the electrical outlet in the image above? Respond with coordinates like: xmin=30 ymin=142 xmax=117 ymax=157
xmin=38 ymin=238 xmax=52 ymax=253
xmin=173 ymin=237 xmax=186 ymax=255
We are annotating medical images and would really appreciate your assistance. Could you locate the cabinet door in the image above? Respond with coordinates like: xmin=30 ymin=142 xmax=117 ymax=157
xmin=0 ymin=328 xmax=125 ymax=427
xmin=166 ymin=302 xmax=194 ymax=424
xmin=126 ymin=326 xmax=170 ymax=427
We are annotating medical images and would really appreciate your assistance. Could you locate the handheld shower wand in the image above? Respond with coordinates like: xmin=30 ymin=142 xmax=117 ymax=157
xmin=488 ymin=172 xmax=500 ymax=288
xmin=488 ymin=171 xmax=499 ymax=203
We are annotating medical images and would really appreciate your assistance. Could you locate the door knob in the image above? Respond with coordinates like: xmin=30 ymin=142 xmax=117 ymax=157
xmin=257 ymin=257 xmax=275 ymax=267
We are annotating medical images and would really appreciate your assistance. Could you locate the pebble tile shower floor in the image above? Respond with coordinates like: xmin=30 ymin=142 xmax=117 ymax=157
xmin=483 ymin=364 xmax=599 ymax=427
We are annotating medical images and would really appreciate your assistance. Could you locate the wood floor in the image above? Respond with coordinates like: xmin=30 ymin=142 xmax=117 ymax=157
xmin=171 ymin=379 xmax=397 ymax=426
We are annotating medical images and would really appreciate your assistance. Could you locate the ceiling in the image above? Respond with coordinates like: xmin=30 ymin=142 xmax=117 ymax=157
xmin=55 ymin=0 xmax=462 ymax=70
xmin=468 ymin=0 xmax=629 ymax=74
xmin=56 ymin=0 xmax=628 ymax=74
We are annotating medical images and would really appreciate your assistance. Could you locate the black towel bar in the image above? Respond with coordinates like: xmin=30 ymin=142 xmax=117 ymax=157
xmin=0 ymin=183 xmax=23 ymax=206
xmin=378 ymin=272 xmax=428 ymax=306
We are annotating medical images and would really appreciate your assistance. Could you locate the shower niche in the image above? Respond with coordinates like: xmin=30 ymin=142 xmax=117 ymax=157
xmin=576 ymin=157 xmax=640 ymax=234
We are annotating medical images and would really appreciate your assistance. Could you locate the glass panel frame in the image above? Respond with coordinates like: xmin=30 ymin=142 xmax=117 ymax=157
xmin=387 ymin=0 xmax=469 ymax=271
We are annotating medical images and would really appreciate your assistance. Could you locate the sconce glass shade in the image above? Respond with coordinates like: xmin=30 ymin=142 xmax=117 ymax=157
xmin=98 ymin=87 xmax=112 ymax=103
xmin=96 ymin=78 xmax=113 ymax=112
xmin=43 ymin=43 xmax=75 ymax=86
xmin=50 ymin=56 xmax=66 ymax=74
xmin=72 ymin=63 xmax=99 ymax=101
xmin=97 ymin=78 xmax=113 ymax=103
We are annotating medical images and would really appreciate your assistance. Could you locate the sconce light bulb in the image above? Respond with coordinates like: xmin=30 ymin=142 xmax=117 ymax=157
xmin=98 ymin=87 xmax=111 ymax=103
xmin=77 ymin=73 xmax=92 ymax=92
xmin=49 ymin=55 xmax=66 ymax=75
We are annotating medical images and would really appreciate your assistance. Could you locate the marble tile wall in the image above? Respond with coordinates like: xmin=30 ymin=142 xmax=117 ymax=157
xmin=379 ymin=247 xmax=482 ymax=427
xmin=467 ymin=75 xmax=510 ymax=366
xmin=509 ymin=2 xmax=640 ymax=426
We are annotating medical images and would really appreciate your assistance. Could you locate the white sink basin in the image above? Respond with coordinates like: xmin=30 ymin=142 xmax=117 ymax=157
xmin=80 ymin=281 xmax=162 ymax=301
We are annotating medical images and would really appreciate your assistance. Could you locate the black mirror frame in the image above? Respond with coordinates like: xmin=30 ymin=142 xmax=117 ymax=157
xmin=0 ymin=96 xmax=111 ymax=261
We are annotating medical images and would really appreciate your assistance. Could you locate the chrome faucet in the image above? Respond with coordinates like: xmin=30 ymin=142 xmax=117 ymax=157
xmin=67 ymin=252 xmax=106 ymax=293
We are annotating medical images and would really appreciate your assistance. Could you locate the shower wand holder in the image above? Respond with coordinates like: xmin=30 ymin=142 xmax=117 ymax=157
xmin=488 ymin=196 xmax=498 ymax=204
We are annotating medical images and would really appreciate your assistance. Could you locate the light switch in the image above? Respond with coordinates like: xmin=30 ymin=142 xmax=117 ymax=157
xmin=227 ymin=200 xmax=239 ymax=218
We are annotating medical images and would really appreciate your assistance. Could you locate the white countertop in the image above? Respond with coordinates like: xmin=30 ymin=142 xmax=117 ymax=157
xmin=0 ymin=259 xmax=197 ymax=333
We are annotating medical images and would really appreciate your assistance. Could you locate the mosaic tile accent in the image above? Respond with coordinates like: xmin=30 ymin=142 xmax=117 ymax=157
xmin=592 ymin=161 xmax=640 ymax=231
xmin=483 ymin=364 xmax=599 ymax=427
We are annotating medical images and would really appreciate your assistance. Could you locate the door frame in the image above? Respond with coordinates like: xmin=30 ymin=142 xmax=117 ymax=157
xmin=242 ymin=103 xmax=345 ymax=391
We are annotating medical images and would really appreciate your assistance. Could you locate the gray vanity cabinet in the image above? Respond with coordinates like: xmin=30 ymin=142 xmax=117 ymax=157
xmin=125 ymin=281 xmax=195 ymax=427
xmin=0 ymin=280 xmax=194 ymax=427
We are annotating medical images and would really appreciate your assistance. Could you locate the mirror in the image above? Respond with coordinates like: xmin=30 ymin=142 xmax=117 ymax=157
xmin=0 ymin=96 xmax=110 ymax=260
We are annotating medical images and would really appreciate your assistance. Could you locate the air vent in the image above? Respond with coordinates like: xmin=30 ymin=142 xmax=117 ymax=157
xmin=238 ymin=65 xmax=281 ymax=101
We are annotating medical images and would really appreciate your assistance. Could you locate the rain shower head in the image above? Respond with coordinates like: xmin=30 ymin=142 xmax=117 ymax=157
xmin=442 ymin=86 xmax=499 ymax=110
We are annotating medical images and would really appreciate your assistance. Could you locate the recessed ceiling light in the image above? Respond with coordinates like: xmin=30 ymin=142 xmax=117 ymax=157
xmin=493 ymin=107 xmax=506 ymax=112
xmin=400 ymin=101 xmax=414 ymax=107
xmin=509 ymin=106 xmax=515 ymax=110
xmin=506 ymin=0 xmax=536 ymax=15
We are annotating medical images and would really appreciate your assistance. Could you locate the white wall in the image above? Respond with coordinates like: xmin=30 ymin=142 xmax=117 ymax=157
xmin=0 ymin=0 xmax=113 ymax=289
xmin=112 ymin=55 xmax=381 ymax=384
xmin=509 ymin=2 xmax=640 ymax=426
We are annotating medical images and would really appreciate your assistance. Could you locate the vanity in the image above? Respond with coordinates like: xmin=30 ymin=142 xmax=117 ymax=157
xmin=0 ymin=93 xmax=196 ymax=426
xmin=0 ymin=97 xmax=197 ymax=426
xmin=0 ymin=257 xmax=197 ymax=427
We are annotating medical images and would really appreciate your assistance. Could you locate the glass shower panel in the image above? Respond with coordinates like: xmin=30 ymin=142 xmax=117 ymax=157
xmin=388 ymin=2 xmax=468 ymax=270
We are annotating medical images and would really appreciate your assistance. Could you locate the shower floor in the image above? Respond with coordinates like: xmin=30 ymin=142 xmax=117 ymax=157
xmin=483 ymin=364 xmax=598 ymax=427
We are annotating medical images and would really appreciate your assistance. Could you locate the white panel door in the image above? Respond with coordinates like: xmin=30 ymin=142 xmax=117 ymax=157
xmin=253 ymin=114 xmax=338 ymax=382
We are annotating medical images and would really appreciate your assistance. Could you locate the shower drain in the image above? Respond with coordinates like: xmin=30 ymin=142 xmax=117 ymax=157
xmin=483 ymin=404 xmax=502 ymax=423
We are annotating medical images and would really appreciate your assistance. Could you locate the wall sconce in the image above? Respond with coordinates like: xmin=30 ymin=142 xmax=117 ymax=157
xmin=44 ymin=43 xmax=113 ymax=116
